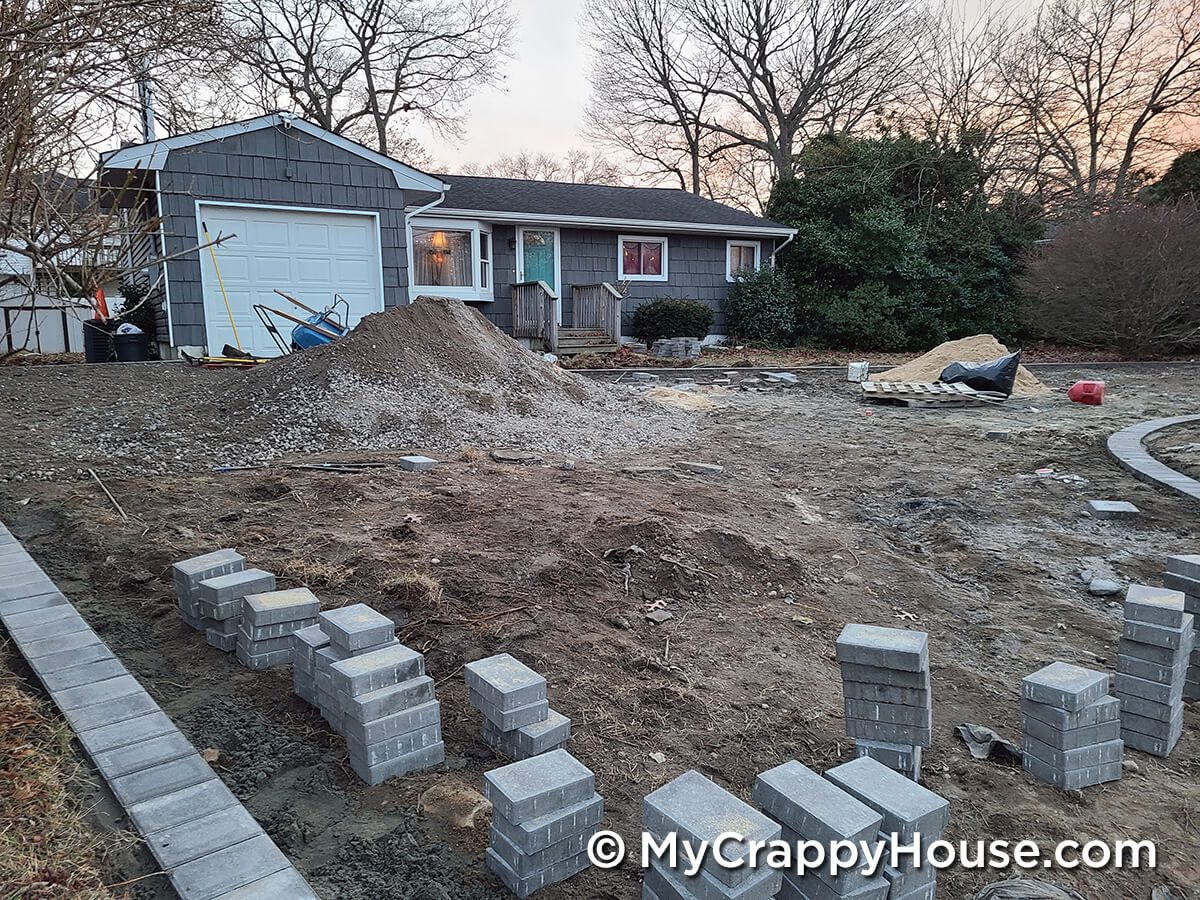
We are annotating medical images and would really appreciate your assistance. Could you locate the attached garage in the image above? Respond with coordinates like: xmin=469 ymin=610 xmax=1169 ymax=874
xmin=197 ymin=203 xmax=384 ymax=356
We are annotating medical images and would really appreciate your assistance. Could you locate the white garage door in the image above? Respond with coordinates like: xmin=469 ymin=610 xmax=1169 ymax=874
xmin=197 ymin=203 xmax=383 ymax=356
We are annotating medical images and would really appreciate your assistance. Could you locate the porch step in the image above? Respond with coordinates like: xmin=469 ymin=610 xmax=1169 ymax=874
xmin=555 ymin=327 xmax=619 ymax=356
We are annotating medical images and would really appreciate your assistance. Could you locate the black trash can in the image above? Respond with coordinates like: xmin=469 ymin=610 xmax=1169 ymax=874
xmin=83 ymin=318 xmax=115 ymax=363
xmin=113 ymin=331 xmax=151 ymax=362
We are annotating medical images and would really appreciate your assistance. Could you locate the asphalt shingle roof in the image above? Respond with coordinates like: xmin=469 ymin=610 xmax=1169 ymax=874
xmin=434 ymin=174 xmax=791 ymax=231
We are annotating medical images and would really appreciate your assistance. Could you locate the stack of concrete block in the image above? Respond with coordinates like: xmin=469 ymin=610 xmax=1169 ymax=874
xmin=1021 ymin=662 xmax=1123 ymax=787
xmin=825 ymin=757 xmax=950 ymax=900
xmin=1115 ymin=584 xmax=1192 ymax=757
xmin=297 ymin=603 xmax=444 ymax=784
xmin=483 ymin=749 xmax=600 ymax=898
xmin=754 ymin=760 xmax=889 ymax=900
xmin=650 ymin=337 xmax=702 ymax=360
xmin=836 ymin=624 xmax=931 ymax=781
xmin=642 ymin=769 xmax=782 ymax=900
xmin=466 ymin=653 xmax=570 ymax=760
xmin=236 ymin=587 xmax=320 ymax=670
xmin=196 ymin=568 xmax=276 ymax=653
xmin=171 ymin=549 xmax=245 ymax=635
xmin=1163 ymin=554 xmax=1200 ymax=700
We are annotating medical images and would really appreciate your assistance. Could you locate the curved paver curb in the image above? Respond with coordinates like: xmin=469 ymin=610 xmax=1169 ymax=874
xmin=0 ymin=521 xmax=318 ymax=900
xmin=1107 ymin=414 xmax=1200 ymax=504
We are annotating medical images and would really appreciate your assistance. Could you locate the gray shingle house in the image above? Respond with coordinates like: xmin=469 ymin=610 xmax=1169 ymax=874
xmin=100 ymin=113 xmax=795 ymax=356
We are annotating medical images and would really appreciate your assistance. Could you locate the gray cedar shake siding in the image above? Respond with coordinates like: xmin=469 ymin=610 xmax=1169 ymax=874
xmin=478 ymin=225 xmax=776 ymax=335
xmin=155 ymin=126 xmax=411 ymax=348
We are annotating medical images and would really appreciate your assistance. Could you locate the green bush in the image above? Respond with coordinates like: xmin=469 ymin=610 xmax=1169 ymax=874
xmin=630 ymin=298 xmax=713 ymax=345
xmin=723 ymin=266 xmax=797 ymax=345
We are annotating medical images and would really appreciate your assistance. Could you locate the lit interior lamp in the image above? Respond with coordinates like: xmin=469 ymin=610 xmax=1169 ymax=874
xmin=426 ymin=231 xmax=451 ymax=284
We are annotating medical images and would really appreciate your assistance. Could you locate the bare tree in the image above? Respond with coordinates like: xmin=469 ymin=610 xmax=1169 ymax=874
xmin=1 ymin=0 xmax=226 ymax=351
xmin=684 ymin=0 xmax=924 ymax=179
xmin=584 ymin=0 xmax=717 ymax=193
xmin=463 ymin=150 xmax=625 ymax=184
xmin=1003 ymin=0 xmax=1200 ymax=214
xmin=227 ymin=0 xmax=511 ymax=155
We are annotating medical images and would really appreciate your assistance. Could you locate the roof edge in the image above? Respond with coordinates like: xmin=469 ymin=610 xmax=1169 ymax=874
xmin=100 ymin=114 xmax=449 ymax=195
xmin=407 ymin=206 xmax=796 ymax=237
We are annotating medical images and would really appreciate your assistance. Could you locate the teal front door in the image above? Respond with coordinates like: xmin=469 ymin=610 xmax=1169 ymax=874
xmin=519 ymin=228 xmax=558 ymax=294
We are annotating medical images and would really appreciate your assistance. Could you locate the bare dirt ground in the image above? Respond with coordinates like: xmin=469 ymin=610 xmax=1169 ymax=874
xmin=1149 ymin=422 xmax=1200 ymax=483
xmin=1 ymin=361 xmax=1199 ymax=900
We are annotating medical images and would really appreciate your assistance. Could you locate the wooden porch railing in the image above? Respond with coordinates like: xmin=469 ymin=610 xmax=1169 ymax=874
xmin=511 ymin=280 xmax=558 ymax=352
xmin=571 ymin=282 xmax=624 ymax=343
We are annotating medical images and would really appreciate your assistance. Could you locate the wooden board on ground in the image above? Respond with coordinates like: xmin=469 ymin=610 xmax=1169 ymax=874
xmin=860 ymin=381 xmax=1008 ymax=407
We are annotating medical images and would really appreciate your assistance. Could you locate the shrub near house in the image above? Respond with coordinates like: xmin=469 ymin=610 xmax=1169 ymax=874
xmin=630 ymin=298 xmax=713 ymax=346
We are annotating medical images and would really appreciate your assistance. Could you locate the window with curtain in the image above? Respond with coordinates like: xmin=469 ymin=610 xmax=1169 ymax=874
xmin=619 ymin=237 xmax=667 ymax=280
xmin=726 ymin=241 xmax=760 ymax=281
xmin=479 ymin=232 xmax=491 ymax=290
xmin=413 ymin=228 xmax=473 ymax=287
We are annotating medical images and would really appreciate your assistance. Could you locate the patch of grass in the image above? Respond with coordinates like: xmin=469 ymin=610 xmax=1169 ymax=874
xmin=382 ymin=570 xmax=445 ymax=614
xmin=0 ymin=649 xmax=132 ymax=898
xmin=276 ymin=557 xmax=354 ymax=590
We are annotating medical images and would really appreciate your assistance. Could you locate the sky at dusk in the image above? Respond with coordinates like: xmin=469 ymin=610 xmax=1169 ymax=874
xmin=423 ymin=0 xmax=594 ymax=170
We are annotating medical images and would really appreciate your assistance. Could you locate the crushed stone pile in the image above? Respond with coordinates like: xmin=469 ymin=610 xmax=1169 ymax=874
xmin=214 ymin=297 xmax=690 ymax=459
xmin=878 ymin=335 xmax=1049 ymax=397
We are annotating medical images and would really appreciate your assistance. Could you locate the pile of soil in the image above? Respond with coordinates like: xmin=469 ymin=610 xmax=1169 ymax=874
xmin=878 ymin=335 xmax=1049 ymax=396
xmin=218 ymin=297 xmax=687 ymax=458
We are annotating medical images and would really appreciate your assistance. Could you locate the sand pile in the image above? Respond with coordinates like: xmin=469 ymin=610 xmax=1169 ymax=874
xmin=215 ymin=297 xmax=688 ymax=458
xmin=879 ymin=335 xmax=1048 ymax=397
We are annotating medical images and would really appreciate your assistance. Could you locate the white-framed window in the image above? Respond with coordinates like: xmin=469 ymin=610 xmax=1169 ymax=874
xmin=618 ymin=235 xmax=668 ymax=282
xmin=726 ymin=240 xmax=761 ymax=281
xmin=408 ymin=218 xmax=493 ymax=301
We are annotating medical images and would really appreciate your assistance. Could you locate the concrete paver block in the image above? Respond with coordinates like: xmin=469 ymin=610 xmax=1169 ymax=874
xmin=3 ymin=603 xmax=81 ymax=630
xmin=91 ymin=730 xmax=196 ymax=779
xmin=465 ymin=653 xmax=548 ymax=712
xmin=62 ymin=689 xmax=160 ymax=733
xmin=234 ymin=644 xmax=292 ymax=670
xmin=1122 ymin=719 xmax=1183 ymax=756
xmin=398 ymin=455 xmax=439 ymax=472
xmin=839 ymin=663 xmax=930 ymax=689
xmin=754 ymin=760 xmax=882 ymax=850
xmin=1123 ymin=616 xmax=1194 ymax=650
xmin=1118 ymin=636 xmax=1192 ymax=668
xmin=1021 ymin=662 xmax=1110 ymax=711
xmin=341 ymin=675 xmax=435 ymax=723
xmin=6 ymin=611 xmax=91 ymax=643
xmin=206 ymin=867 xmax=319 ymax=900
xmin=844 ymin=699 xmax=933 ymax=728
xmin=38 ymin=657 xmax=129 ymax=692
xmin=492 ymin=793 xmax=603 ymax=855
xmin=646 ymin=858 xmax=783 ymax=900
xmin=319 ymin=603 xmax=395 ymax=650
xmin=27 ymin=641 xmax=114 ymax=678
xmin=109 ymin=754 xmax=216 ymax=807
xmin=19 ymin=627 xmax=102 ymax=660
xmin=1022 ymin=736 xmax=1124 ymax=771
xmin=1117 ymin=653 xmax=1189 ymax=685
xmin=331 ymin=642 xmax=425 ymax=697
xmin=1124 ymin=585 xmax=1187 ymax=628
xmin=350 ymin=741 xmax=445 ymax=785
xmin=484 ymin=708 xmax=571 ymax=758
xmin=1022 ymin=717 xmax=1121 ymax=751
xmin=239 ymin=617 xmax=319 ymax=642
xmin=242 ymin=588 xmax=321 ymax=626
xmin=0 ymin=591 xmax=70 ymax=617
xmin=347 ymin=723 xmax=443 ymax=766
xmin=146 ymin=804 xmax=265 ymax=869
xmin=167 ymin=833 xmax=291 ymax=900
xmin=823 ymin=757 xmax=950 ymax=841
xmin=1115 ymin=693 xmax=1183 ymax=723
xmin=643 ymin=769 xmax=781 ymax=889
xmin=854 ymin=740 xmax=922 ymax=780
xmin=205 ymin=629 xmax=237 ymax=653
xmin=341 ymin=700 xmax=441 ymax=746
xmin=489 ymin=824 xmax=599 ymax=879
xmin=197 ymin=569 xmax=276 ymax=606
xmin=76 ymin=710 xmax=181 ymax=756
xmin=484 ymin=748 xmax=595 ymax=823
xmin=845 ymin=718 xmax=932 ymax=748
xmin=1115 ymin=672 xmax=1184 ymax=706
xmin=292 ymin=625 xmax=331 ymax=673
xmin=485 ymin=846 xmax=590 ymax=900
xmin=1166 ymin=554 xmax=1200 ymax=581
xmin=842 ymin=682 xmax=930 ymax=708
xmin=472 ymin=691 xmax=550 ymax=732
xmin=53 ymin=673 xmax=145 ymax=711
xmin=126 ymin=778 xmax=240 ymax=836
xmin=836 ymin=625 xmax=929 ymax=672
xmin=776 ymin=869 xmax=890 ymax=900
xmin=1086 ymin=500 xmax=1139 ymax=520
xmin=1023 ymin=754 xmax=1122 ymax=790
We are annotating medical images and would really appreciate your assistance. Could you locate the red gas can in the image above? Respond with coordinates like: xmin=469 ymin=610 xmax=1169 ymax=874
xmin=1068 ymin=380 xmax=1106 ymax=405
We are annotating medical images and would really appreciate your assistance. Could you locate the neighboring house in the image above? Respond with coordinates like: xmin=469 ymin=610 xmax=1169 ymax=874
xmin=100 ymin=113 xmax=796 ymax=357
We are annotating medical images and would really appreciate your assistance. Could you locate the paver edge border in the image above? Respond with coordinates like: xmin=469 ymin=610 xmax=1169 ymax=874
xmin=1106 ymin=414 xmax=1200 ymax=504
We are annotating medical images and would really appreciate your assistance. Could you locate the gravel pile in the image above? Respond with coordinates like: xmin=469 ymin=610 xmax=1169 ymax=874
xmin=0 ymin=298 xmax=691 ymax=478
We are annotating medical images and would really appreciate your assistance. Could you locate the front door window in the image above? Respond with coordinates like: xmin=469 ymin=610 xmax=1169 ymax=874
xmin=520 ymin=229 xmax=557 ymax=294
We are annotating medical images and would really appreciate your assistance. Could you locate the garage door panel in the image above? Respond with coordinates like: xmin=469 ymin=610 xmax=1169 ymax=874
xmin=199 ymin=203 xmax=382 ymax=356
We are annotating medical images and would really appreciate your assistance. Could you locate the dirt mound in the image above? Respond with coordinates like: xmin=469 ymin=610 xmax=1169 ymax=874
xmin=218 ymin=297 xmax=688 ymax=457
xmin=878 ymin=334 xmax=1048 ymax=396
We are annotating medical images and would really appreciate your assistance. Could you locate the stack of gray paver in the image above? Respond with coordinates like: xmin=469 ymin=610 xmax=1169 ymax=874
xmin=826 ymin=757 xmax=950 ymax=900
xmin=1163 ymin=554 xmax=1200 ymax=700
xmin=195 ymin=568 xmax=276 ymax=654
xmin=466 ymin=653 xmax=570 ymax=760
xmin=650 ymin=337 xmax=702 ymax=360
xmin=642 ymin=769 xmax=782 ymax=900
xmin=1021 ymin=662 xmax=1123 ymax=787
xmin=754 ymin=760 xmax=889 ymax=900
xmin=236 ymin=587 xmax=320 ymax=670
xmin=1115 ymin=584 xmax=1192 ymax=757
xmin=836 ymin=624 xmax=931 ymax=782
xmin=483 ymin=749 xmax=601 ymax=898
xmin=307 ymin=603 xmax=444 ymax=784
xmin=170 ymin=549 xmax=245 ymax=638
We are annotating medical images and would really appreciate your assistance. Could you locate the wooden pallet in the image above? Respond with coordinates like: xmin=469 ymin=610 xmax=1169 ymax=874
xmin=860 ymin=381 xmax=1007 ymax=407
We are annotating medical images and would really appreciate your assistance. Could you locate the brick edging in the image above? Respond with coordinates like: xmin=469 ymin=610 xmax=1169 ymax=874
xmin=1106 ymin=414 xmax=1200 ymax=504
xmin=0 ymin=521 xmax=318 ymax=900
